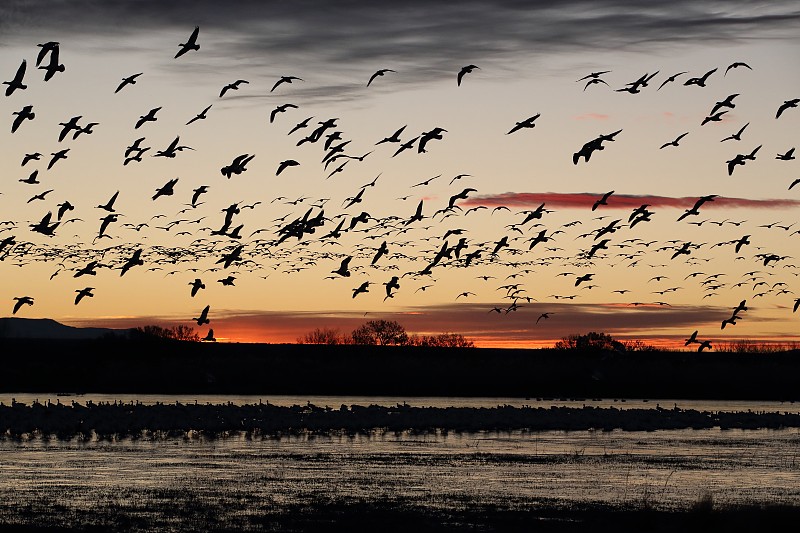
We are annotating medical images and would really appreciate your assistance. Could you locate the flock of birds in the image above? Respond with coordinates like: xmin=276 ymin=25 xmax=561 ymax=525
xmin=2 ymin=27 xmax=799 ymax=349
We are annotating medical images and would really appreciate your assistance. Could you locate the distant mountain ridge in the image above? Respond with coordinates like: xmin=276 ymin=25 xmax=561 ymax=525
xmin=0 ymin=317 xmax=129 ymax=340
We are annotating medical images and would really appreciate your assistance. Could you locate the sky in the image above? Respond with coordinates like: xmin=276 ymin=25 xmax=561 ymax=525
xmin=1 ymin=1 xmax=799 ymax=347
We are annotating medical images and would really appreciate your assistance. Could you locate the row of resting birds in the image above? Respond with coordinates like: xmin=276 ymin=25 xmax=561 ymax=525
xmin=2 ymin=28 xmax=799 ymax=348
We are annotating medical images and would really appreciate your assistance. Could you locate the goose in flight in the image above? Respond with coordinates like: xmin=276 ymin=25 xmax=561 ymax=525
xmin=21 ymin=152 xmax=41 ymax=166
xmin=271 ymin=76 xmax=303 ymax=92
xmin=725 ymin=62 xmax=752 ymax=76
xmin=189 ymin=278 xmax=205 ymax=297
xmin=186 ymin=104 xmax=212 ymax=125
xmin=352 ymin=281 xmax=370 ymax=298
xmin=448 ymin=188 xmax=477 ymax=209
xmin=720 ymin=122 xmax=748 ymax=142
xmin=776 ymin=99 xmax=799 ymax=119
xmin=36 ymin=42 xmax=59 ymax=65
xmin=684 ymin=330 xmax=699 ymax=346
xmin=709 ymin=94 xmax=739 ymax=116
xmin=3 ymin=60 xmax=27 ymax=96
xmin=367 ymin=68 xmax=395 ymax=86
xmin=115 ymin=72 xmax=142 ymax=93
xmin=701 ymin=110 xmax=727 ymax=126
xmin=383 ymin=276 xmax=400 ymax=300
xmin=583 ymin=78 xmax=609 ymax=90
xmin=19 ymin=170 xmax=40 ymax=184
xmin=697 ymin=340 xmax=712 ymax=352
xmin=175 ymin=26 xmax=200 ymax=58
xmin=677 ymin=195 xmax=718 ymax=222
xmin=418 ymin=127 xmax=447 ymax=153
xmin=392 ymin=136 xmax=419 ymax=157
xmin=74 ymin=287 xmax=94 ymax=305
xmin=220 ymin=154 xmax=255 ymax=178
xmin=660 ymin=132 xmax=689 ymax=149
xmin=97 ymin=191 xmax=119 ymax=212
xmin=220 ymin=79 xmax=248 ymax=97
xmin=47 ymin=149 xmax=70 ymax=169
xmin=120 ymin=249 xmax=144 ymax=276
xmin=27 ymin=189 xmax=54 ymax=203
xmin=193 ymin=305 xmax=210 ymax=326
xmin=331 ymin=256 xmax=352 ymax=277
xmin=657 ymin=71 xmax=687 ymax=90
xmin=202 ymin=329 xmax=216 ymax=342
xmin=575 ymin=273 xmax=594 ymax=286
xmin=152 ymin=178 xmax=178 ymax=200
xmin=12 ymin=296 xmax=34 ymax=314
xmin=135 ymin=107 xmax=161 ymax=129
xmin=457 ymin=64 xmax=479 ymax=86
xmin=39 ymin=46 xmax=65 ymax=81
xmin=789 ymin=178 xmax=800 ymax=191
xmin=11 ymin=105 xmax=35 ymax=133
xmin=592 ymin=190 xmax=614 ymax=210
xmin=683 ymin=68 xmax=716 ymax=87
xmin=58 ymin=116 xmax=83 ymax=141
xmin=376 ymin=125 xmax=406 ymax=145
xmin=536 ymin=312 xmax=553 ymax=324
xmin=576 ymin=70 xmax=610 ymax=82
xmin=276 ymin=159 xmax=299 ymax=176
xmin=270 ymin=103 xmax=297 ymax=123
xmin=776 ymin=148 xmax=795 ymax=161
xmin=506 ymin=114 xmax=540 ymax=135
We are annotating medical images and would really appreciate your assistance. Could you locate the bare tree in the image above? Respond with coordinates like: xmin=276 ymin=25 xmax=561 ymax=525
xmin=351 ymin=320 xmax=408 ymax=346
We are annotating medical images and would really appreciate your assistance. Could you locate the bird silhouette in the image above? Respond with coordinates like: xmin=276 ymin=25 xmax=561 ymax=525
xmin=270 ymin=103 xmax=298 ymax=123
xmin=776 ymin=99 xmax=799 ymax=119
xmin=457 ymin=65 xmax=479 ymax=86
xmin=12 ymin=296 xmax=34 ymax=314
xmin=536 ymin=312 xmax=553 ymax=324
xmin=120 ymin=249 xmax=144 ymax=276
xmin=271 ymin=76 xmax=303 ymax=92
xmin=115 ymin=73 xmax=142 ymax=93
xmin=720 ymin=122 xmax=748 ymax=142
xmin=657 ymin=71 xmax=687 ymax=90
xmin=189 ymin=278 xmax=205 ymax=297
xmin=419 ymin=128 xmax=447 ymax=153
xmin=725 ymin=62 xmax=752 ymax=76
xmin=74 ymin=287 xmax=94 ymax=305
xmin=683 ymin=68 xmax=716 ymax=87
xmin=684 ymin=330 xmax=699 ymax=346
xmin=276 ymin=159 xmax=299 ymax=176
xmin=367 ymin=68 xmax=395 ymax=86
xmin=3 ymin=60 xmax=27 ymax=96
xmin=660 ymin=132 xmax=689 ymax=149
xmin=592 ymin=191 xmax=614 ymax=210
xmin=352 ymin=281 xmax=370 ymax=298
xmin=152 ymin=178 xmax=179 ymax=201
xmin=135 ymin=107 xmax=161 ymax=129
xmin=507 ymin=114 xmax=540 ymax=135
xmin=202 ymin=329 xmax=216 ymax=342
xmin=35 ymin=42 xmax=59 ymax=66
xmin=776 ymin=148 xmax=795 ymax=161
xmin=186 ymin=104 xmax=212 ymax=125
xmin=39 ymin=46 xmax=65 ymax=81
xmin=193 ymin=305 xmax=210 ymax=326
xmin=11 ymin=105 xmax=35 ymax=133
xmin=697 ymin=340 xmax=712 ymax=352
xmin=220 ymin=79 xmax=248 ymax=97
xmin=448 ymin=188 xmax=477 ymax=209
xmin=331 ymin=256 xmax=352 ymax=277
xmin=175 ymin=26 xmax=200 ymax=58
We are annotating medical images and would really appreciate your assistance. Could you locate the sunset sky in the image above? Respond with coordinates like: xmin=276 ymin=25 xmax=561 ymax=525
xmin=1 ymin=1 xmax=799 ymax=347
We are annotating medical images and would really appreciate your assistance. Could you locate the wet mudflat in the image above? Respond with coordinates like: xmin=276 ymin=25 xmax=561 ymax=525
xmin=1 ymin=427 xmax=799 ymax=532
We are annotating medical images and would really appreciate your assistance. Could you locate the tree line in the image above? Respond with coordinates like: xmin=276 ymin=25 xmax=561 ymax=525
xmin=298 ymin=320 xmax=475 ymax=348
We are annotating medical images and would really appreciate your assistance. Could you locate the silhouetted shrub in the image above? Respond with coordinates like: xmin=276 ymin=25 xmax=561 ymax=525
xmin=409 ymin=333 xmax=475 ymax=348
xmin=298 ymin=327 xmax=351 ymax=345
xmin=554 ymin=331 xmax=626 ymax=352
xmin=351 ymin=320 xmax=408 ymax=345
xmin=130 ymin=325 xmax=200 ymax=342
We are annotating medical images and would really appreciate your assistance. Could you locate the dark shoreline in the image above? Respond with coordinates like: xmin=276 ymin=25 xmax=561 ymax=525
xmin=3 ymin=401 xmax=800 ymax=438
xmin=2 ymin=338 xmax=800 ymax=400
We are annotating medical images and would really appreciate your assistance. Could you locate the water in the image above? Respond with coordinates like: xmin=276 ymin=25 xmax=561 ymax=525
xmin=1 ymin=396 xmax=799 ymax=530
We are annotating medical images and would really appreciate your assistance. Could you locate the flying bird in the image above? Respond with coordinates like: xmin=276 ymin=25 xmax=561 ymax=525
xmin=367 ymin=68 xmax=395 ymax=87
xmin=220 ymin=79 xmax=248 ymax=97
xmin=684 ymin=330 xmax=699 ymax=346
xmin=660 ymin=132 xmax=689 ymax=149
xmin=331 ymin=256 xmax=352 ymax=277
xmin=720 ymin=123 xmax=748 ymax=142
xmin=270 ymin=103 xmax=298 ymax=124
xmin=271 ymin=76 xmax=303 ymax=92
xmin=74 ymin=287 xmax=94 ymax=305
xmin=776 ymin=99 xmax=799 ymax=119
xmin=592 ymin=190 xmax=614 ymax=211
xmin=457 ymin=65 xmax=479 ymax=86
xmin=135 ymin=107 xmax=161 ymax=129
xmin=276 ymin=159 xmax=299 ymax=176
xmin=186 ymin=104 xmax=212 ymax=125
xmin=352 ymin=281 xmax=370 ymax=298
xmin=175 ymin=26 xmax=200 ymax=58
xmin=657 ymin=71 xmax=687 ymax=90
xmin=193 ymin=305 xmax=210 ymax=326
xmin=683 ymin=68 xmax=717 ymax=87
xmin=189 ymin=278 xmax=205 ymax=297
xmin=11 ymin=105 xmax=35 ymax=133
xmin=506 ymin=114 xmax=540 ymax=135
xmin=115 ymin=73 xmax=143 ymax=93
xmin=725 ymin=62 xmax=752 ymax=76
xmin=152 ymin=178 xmax=179 ymax=200
xmin=3 ymin=60 xmax=27 ymax=96
xmin=12 ymin=296 xmax=34 ymax=314
xmin=536 ymin=312 xmax=553 ymax=324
